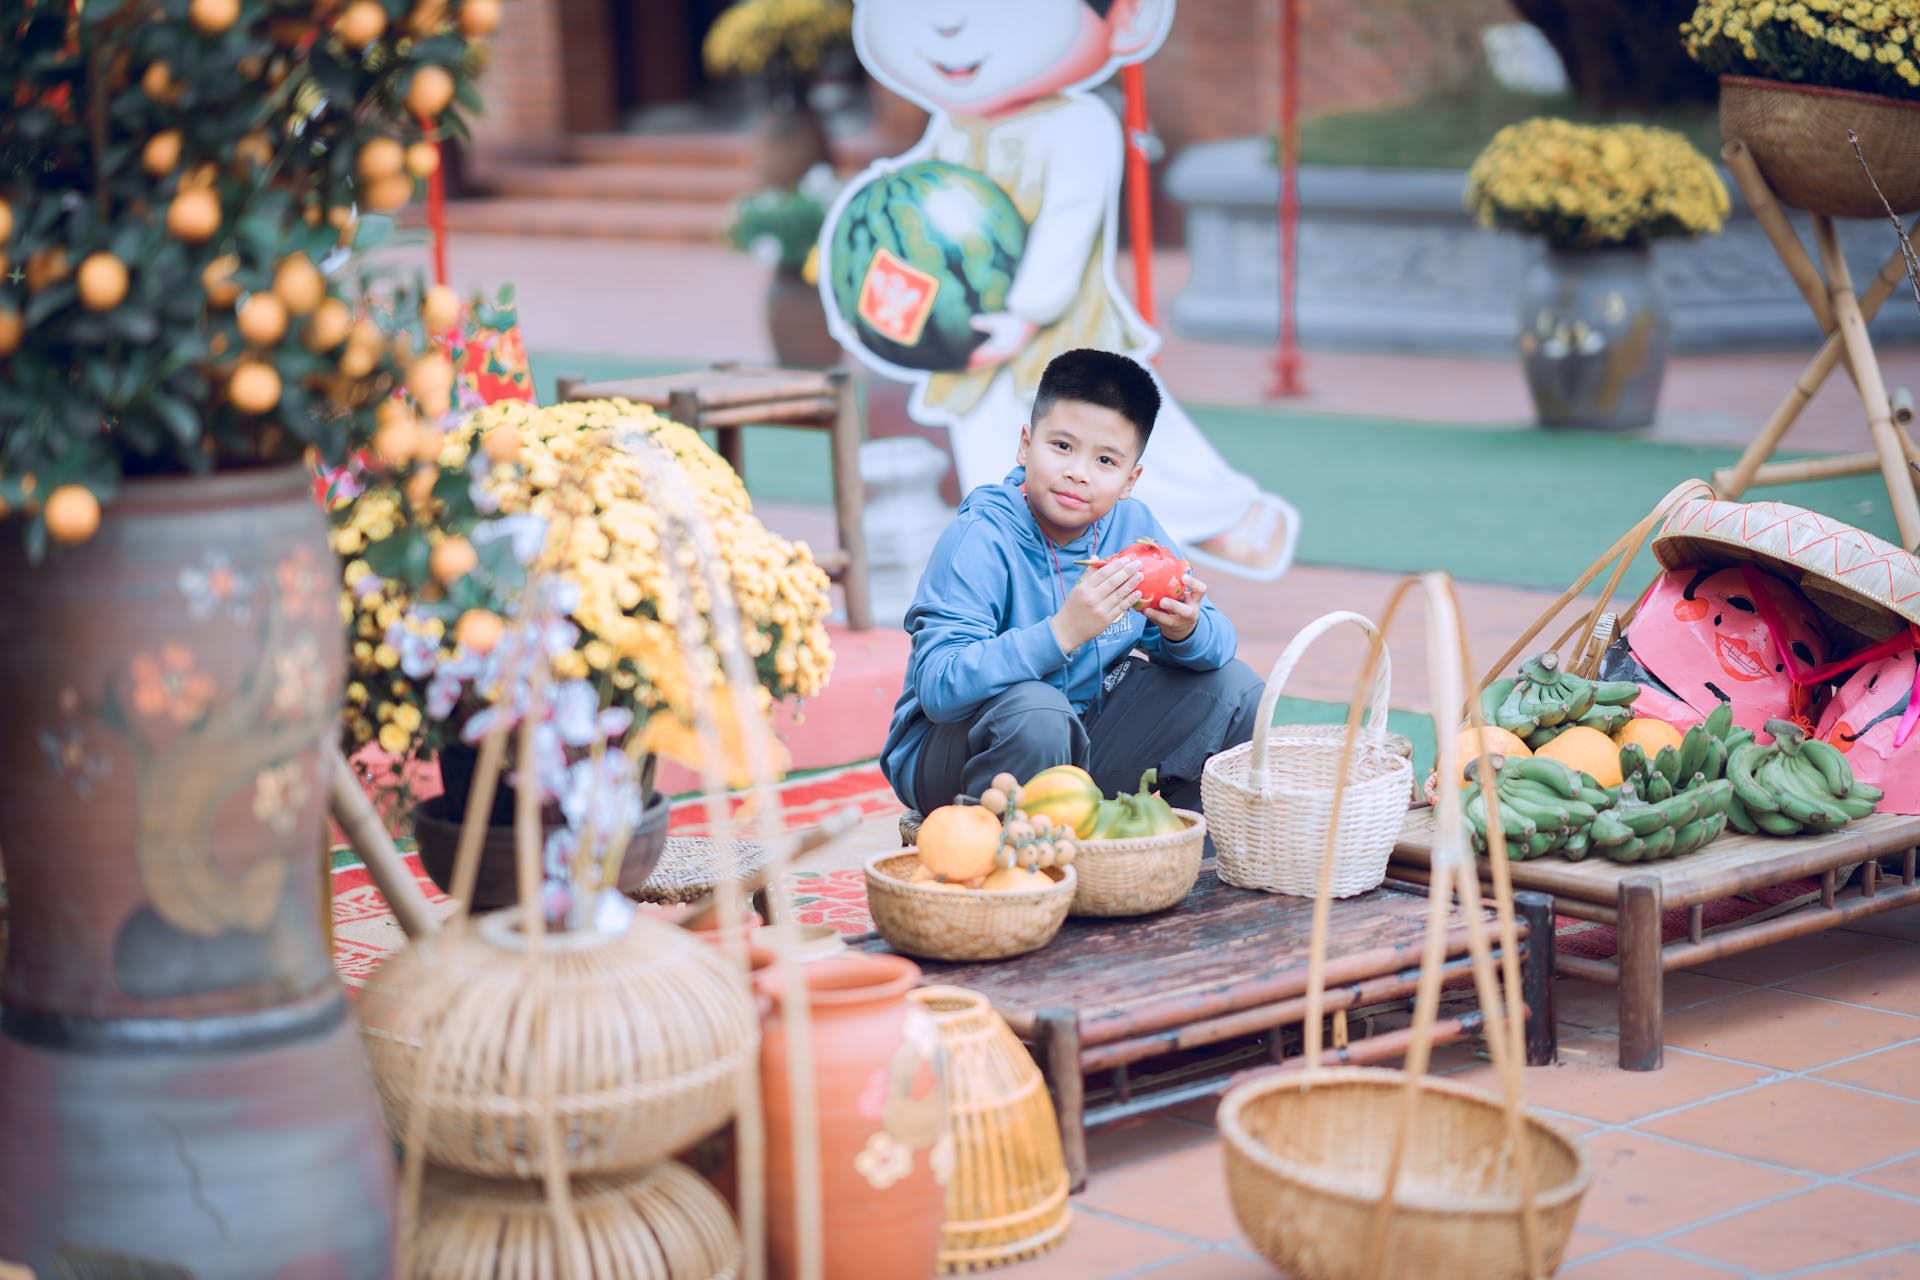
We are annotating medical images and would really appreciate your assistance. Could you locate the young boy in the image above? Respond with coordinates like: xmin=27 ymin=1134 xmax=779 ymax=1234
xmin=880 ymin=348 xmax=1266 ymax=815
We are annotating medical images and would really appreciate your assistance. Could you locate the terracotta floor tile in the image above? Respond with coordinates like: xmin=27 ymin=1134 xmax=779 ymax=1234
xmin=1851 ymin=1153 xmax=1920 ymax=1201
xmin=1840 ymin=908 xmax=1920 ymax=945
xmin=1551 ymin=972 xmax=1749 ymax=1034
xmin=1563 ymin=1247 xmax=1742 ymax=1277
xmin=1570 ymin=1130 xmax=1810 ymax=1237
xmin=1659 ymin=988 xmax=1919 ymax=1070
xmin=1667 ymin=1185 xmax=1920 ymax=1275
xmin=1788 ymin=948 xmax=1920 ymax=1018
xmin=997 ymin=1208 xmax=1195 ymax=1277
xmin=1563 ymin=1225 xmax=1629 ymax=1265
xmin=1125 ymin=1250 xmax=1284 ymax=1279
xmin=1797 ymin=1247 xmax=1920 ymax=1279
xmin=1691 ymin=929 xmax=1905 ymax=988
xmin=1642 ymin=1077 xmax=1920 ymax=1175
xmin=1078 ymin=1135 xmax=1243 ymax=1244
xmin=1444 ymin=1032 xmax=1768 ymax=1125
xmin=1814 ymin=1038 xmax=1920 ymax=1100
xmin=1086 ymin=1116 xmax=1217 ymax=1174
xmin=1165 ymin=1097 xmax=1223 ymax=1128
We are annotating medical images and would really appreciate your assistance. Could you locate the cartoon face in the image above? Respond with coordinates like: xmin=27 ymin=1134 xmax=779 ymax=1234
xmin=852 ymin=0 xmax=1171 ymax=117
xmin=1627 ymin=565 xmax=1831 ymax=736
xmin=1816 ymin=652 xmax=1919 ymax=814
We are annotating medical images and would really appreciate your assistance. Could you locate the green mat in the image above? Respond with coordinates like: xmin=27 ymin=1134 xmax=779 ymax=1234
xmin=1269 ymin=696 xmax=1437 ymax=781
xmin=527 ymin=350 xmax=1906 ymax=594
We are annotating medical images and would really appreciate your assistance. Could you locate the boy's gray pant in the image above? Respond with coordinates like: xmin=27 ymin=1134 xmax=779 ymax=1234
xmin=908 ymin=656 xmax=1266 ymax=815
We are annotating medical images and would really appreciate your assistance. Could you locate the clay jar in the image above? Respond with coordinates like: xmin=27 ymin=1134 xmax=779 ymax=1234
xmin=756 ymin=952 xmax=950 ymax=1280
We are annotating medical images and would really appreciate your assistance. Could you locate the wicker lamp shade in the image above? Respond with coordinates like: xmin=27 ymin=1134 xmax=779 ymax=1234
xmin=361 ymin=908 xmax=760 ymax=1179
xmin=910 ymin=987 xmax=1071 ymax=1272
xmin=410 ymin=1161 xmax=743 ymax=1279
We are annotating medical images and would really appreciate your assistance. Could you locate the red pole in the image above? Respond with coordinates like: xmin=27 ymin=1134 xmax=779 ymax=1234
xmin=420 ymin=116 xmax=449 ymax=289
xmin=1121 ymin=63 xmax=1156 ymax=328
xmin=1269 ymin=0 xmax=1305 ymax=396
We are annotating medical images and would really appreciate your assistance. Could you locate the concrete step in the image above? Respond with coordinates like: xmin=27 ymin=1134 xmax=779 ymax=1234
xmin=477 ymin=160 xmax=752 ymax=205
xmin=427 ymin=196 xmax=732 ymax=242
xmin=563 ymin=131 xmax=758 ymax=168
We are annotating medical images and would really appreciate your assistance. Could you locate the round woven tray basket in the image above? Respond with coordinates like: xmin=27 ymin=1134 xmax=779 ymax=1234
xmin=1219 ymin=1068 xmax=1590 ymax=1280
xmin=865 ymin=851 xmax=1075 ymax=962
xmin=1720 ymin=75 xmax=1920 ymax=218
xmin=1067 ymin=809 xmax=1206 ymax=917
xmin=910 ymin=986 xmax=1073 ymax=1273
xmin=1202 ymin=612 xmax=1415 ymax=899
xmin=410 ymin=1160 xmax=742 ymax=1279
xmin=359 ymin=908 xmax=760 ymax=1178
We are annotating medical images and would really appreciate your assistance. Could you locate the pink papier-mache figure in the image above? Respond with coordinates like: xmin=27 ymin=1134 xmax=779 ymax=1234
xmin=1816 ymin=652 xmax=1920 ymax=815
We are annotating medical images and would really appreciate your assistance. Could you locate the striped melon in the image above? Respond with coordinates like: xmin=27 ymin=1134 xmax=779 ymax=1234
xmin=826 ymin=160 xmax=1028 ymax=373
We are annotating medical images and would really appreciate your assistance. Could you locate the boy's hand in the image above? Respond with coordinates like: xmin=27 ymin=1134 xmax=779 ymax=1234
xmin=1143 ymin=574 xmax=1206 ymax=643
xmin=1051 ymin=558 xmax=1143 ymax=654
xmin=967 ymin=312 xmax=1037 ymax=371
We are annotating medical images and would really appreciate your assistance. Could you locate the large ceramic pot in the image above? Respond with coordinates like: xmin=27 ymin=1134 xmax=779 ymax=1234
xmin=756 ymin=92 xmax=831 ymax=189
xmin=1719 ymin=75 xmax=1920 ymax=219
xmin=410 ymin=787 xmax=671 ymax=911
xmin=0 ymin=466 xmax=394 ymax=1275
xmin=757 ymin=952 xmax=950 ymax=1280
xmin=767 ymin=269 xmax=842 ymax=369
xmin=1517 ymin=244 xmax=1670 ymax=431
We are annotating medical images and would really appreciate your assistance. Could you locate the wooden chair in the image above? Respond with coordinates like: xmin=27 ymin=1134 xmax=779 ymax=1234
xmin=1713 ymin=140 xmax=1920 ymax=551
xmin=554 ymin=362 xmax=874 ymax=631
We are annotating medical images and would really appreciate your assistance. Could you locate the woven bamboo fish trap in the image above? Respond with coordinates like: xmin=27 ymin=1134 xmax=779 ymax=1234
xmin=1218 ymin=573 xmax=1591 ymax=1280
xmin=909 ymin=987 xmax=1071 ymax=1272
xmin=411 ymin=1161 xmax=743 ymax=1279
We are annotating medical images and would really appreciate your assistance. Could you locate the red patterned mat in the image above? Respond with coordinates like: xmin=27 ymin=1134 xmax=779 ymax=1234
xmin=1553 ymin=878 xmax=1823 ymax=962
xmin=331 ymin=764 xmax=893 ymax=988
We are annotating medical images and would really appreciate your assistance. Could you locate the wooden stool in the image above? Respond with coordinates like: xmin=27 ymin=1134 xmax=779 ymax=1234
xmin=1713 ymin=141 xmax=1920 ymax=550
xmin=555 ymin=362 xmax=874 ymax=630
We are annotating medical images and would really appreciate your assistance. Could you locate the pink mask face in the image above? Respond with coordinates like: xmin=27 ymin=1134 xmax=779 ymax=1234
xmin=1816 ymin=652 xmax=1920 ymax=814
xmin=1628 ymin=566 xmax=1831 ymax=736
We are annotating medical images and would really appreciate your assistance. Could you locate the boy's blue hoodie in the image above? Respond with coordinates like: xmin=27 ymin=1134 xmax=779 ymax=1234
xmin=880 ymin=467 xmax=1238 ymax=807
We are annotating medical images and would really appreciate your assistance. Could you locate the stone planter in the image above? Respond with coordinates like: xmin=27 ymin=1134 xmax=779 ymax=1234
xmin=1164 ymin=138 xmax=1920 ymax=356
xmin=767 ymin=268 xmax=842 ymax=369
xmin=1518 ymin=245 xmax=1671 ymax=430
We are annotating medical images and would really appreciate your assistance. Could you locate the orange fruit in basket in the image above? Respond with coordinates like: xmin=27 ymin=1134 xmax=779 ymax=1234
xmin=914 ymin=803 xmax=1002 ymax=883
xmin=1453 ymin=725 xmax=1531 ymax=767
xmin=1537 ymin=725 xmax=1623 ymax=788
xmin=1613 ymin=717 xmax=1684 ymax=758
xmin=980 ymin=865 xmax=1049 ymax=892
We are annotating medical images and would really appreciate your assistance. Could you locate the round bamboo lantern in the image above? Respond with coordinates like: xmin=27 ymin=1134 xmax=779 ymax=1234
xmin=410 ymin=1160 xmax=742 ymax=1279
xmin=910 ymin=986 xmax=1072 ymax=1271
xmin=360 ymin=907 xmax=760 ymax=1179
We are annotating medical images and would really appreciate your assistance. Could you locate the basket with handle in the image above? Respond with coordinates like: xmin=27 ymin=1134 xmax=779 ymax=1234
xmin=1202 ymin=611 xmax=1414 ymax=897
xmin=1218 ymin=573 xmax=1590 ymax=1280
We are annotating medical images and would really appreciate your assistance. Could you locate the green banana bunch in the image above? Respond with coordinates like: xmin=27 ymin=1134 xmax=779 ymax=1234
xmin=1483 ymin=651 xmax=1641 ymax=750
xmin=1588 ymin=777 xmax=1735 ymax=863
xmin=1460 ymin=756 xmax=1612 ymax=862
xmin=1616 ymin=704 xmax=1740 ymax=810
xmin=1725 ymin=720 xmax=1884 ymax=837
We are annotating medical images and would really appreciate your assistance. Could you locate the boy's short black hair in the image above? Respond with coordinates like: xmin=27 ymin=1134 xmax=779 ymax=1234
xmin=1031 ymin=349 xmax=1161 ymax=452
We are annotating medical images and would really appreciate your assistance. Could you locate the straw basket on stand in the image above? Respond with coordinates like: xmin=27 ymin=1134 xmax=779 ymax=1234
xmin=1203 ymin=611 xmax=1414 ymax=897
xmin=1218 ymin=573 xmax=1591 ymax=1280
xmin=909 ymin=987 xmax=1073 ymax=1272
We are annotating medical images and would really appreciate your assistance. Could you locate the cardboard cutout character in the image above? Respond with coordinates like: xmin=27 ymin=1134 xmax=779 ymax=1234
xmin=1598 ymin=565 xmax=1831 ymax=737
xmin=1816 ymin=652 xmax=1920 ymax=814
xmin=823 ymin=0 xmax=1298 ymax=579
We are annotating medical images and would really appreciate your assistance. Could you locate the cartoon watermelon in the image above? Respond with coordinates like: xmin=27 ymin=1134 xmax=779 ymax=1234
xmin=827 ymin=160 xmax=1028 ymax=374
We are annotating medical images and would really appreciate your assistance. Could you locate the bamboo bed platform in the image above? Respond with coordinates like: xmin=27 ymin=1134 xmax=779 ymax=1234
xmin=853 ymin=864 xmax=1555 ymax=1191
xmin=1390 ymin=808 xmax=1920 ymax=1072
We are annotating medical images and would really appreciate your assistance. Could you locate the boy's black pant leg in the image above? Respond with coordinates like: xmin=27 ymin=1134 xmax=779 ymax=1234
xmin=1083 ymin=657 xmax=1265 ymax=811
xmin=910 ymin=681 xmax=1090 ymax=813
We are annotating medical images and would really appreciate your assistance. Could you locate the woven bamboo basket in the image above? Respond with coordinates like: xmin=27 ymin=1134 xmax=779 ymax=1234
xmin=910 ymin=986 xmax=1072 ymax=1272
xmin=1202 ymin=611 xmax=1414 ymax=898
xmin=1218 ymin=573 xmax=1591 ymax=1280
xmin=360 ymin=904 xmax=760 ymax=1178
xmin=410 ymin=1161 xmax=742 ymax=1279
xmin=1720 ymin=75 xmax=1920 ymax=219
xmin=1067 ymin=809 xmax=1205 ymax=916
xmin=865 ymin=852 xmax=1075 ymax=962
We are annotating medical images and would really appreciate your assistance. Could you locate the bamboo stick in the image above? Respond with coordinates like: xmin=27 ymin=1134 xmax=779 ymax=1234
xmin=324 ymin=744 xmax=439 ymax=941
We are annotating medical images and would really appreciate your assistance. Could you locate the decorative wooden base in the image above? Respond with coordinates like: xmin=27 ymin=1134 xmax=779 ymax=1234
xmin=1714 ymin=140 xmax=1920 ymax=552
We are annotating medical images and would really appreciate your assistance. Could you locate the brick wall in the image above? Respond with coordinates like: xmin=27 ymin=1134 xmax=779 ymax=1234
xmin=468 ymin=0 xmax=567 ymax=156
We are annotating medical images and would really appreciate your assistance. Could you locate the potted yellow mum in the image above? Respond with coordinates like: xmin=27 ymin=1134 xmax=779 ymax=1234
xmin=1685 ymin=0 xmax=1920 ymax=218
xmin=329 ymin=397 xmax=835 ymax=921
xmin=1467 ymin=118 xmax=1730 ymax=429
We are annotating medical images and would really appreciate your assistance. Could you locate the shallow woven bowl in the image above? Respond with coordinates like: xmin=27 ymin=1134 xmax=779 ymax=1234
xmin=865 ymin=852 xmax=1075 ymax=962
xmin=1068 ymin=809 xmax=1206 ymax=917
xmin=410 ymin=1161 xmax=742 ymax=1280
xmin=1720 ymin=75 xmax=1920 ymax=219
xmin=360 ymin=908 xmax=759 ymax=1179
xmin=1218 ymin=1067 xmax=1590 ymax=1280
